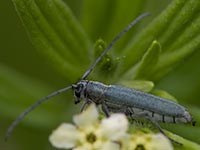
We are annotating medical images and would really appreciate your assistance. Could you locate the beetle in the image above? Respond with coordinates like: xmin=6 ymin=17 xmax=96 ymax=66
xmin=6 ymin=13 xmax=195 ymax=144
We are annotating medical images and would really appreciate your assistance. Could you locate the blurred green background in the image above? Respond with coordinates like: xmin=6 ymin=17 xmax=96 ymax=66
xmin=1 ymin=0 xmax=200 ymax=149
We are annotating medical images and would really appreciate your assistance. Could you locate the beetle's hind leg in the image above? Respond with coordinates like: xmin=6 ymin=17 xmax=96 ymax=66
xmin=146 ymin=115 xmax=182 ymax=145
xmin=130 ymin=112 xmax=182 ymax=146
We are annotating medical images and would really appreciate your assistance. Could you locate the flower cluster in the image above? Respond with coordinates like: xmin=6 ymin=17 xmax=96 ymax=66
xmin=49 ymin=104 xmax=173 ymax=150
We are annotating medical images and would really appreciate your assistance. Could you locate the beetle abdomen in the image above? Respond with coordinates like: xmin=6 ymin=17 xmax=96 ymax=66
xmin=86 ymin=81 xmax=192 ymax=123
xmin=105 ymin=100 xmax=191 ymax=123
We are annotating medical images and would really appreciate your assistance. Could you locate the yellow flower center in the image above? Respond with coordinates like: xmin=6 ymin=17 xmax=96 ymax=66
xmin=135 ymin=144 xmax=145 ymax=150
xmin=86 ymin=132 xmax=97 ymax=144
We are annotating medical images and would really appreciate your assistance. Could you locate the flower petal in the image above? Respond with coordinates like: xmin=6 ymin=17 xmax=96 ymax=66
xmin=100 ymin=114 xmax=128 ymax=140
xmin=99 ymin=142 xmax=120 ymax=150
xmin=49 ymin=123 xmax=79 ymax=149
xmin=149 ymin=133 xmax=173 ymax=150
xmin=74 ymin=147 xmax=88 ymax=150
xmin=127 ymin=132 xmax=173 ymax=150
xmin=73 ymin=144 xmax=92 ymax=150
xmin=73 ymin=104 xmax=99 ymax=127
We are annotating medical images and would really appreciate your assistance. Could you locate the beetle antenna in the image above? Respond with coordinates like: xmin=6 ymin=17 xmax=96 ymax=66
xmin=5 ymin=85 xmax=72 ymax=141
xmin=81 ymin=12 xmax=150 ymax=80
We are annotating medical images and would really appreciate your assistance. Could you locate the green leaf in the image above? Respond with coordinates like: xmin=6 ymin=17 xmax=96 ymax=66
xmin=120 ymin=0 xmax=200 ymax=81
xmin=126 ymin=40 xmax=161 ymax=80
xmin=119 ymin=80 xmax=154 ymax=92
xmin=151 ymin=89 xmax=178 ymax=102
xmin=12 ymin=0 xmax=91 ymax=80
xmin=165 ymin=130 xmax=200 ymax=150
xmin=103 ymin=0 xmax=146 ymax=53
xmin=0 ymin=64 xmax=73 ymax=128
xmin=135 ymin=40 xmax=161 ymax=79
xmin=81 ymin=0 xmax=147 ymax=50
xmin=81 ymin=0 xmax=114 ymax=41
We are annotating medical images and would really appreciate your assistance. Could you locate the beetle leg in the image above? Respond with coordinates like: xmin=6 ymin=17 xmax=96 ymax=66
xmin=102 ymin=103 xmax=110 ymax=117
xmin=80 ymin=99 xmax=92 ymax=112
xmin=131 ymin=112 xmax=182 ymax=146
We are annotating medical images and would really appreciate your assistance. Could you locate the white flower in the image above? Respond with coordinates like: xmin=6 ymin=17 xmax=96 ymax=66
xmin=124 ymin=132 xmax=173 ymax=150
xmin=49 ymin=104 xmax=128 ymax=150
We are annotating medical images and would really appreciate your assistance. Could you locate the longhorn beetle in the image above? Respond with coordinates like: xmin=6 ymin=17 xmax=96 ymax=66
xmin=6 ymin=13 xmax=195 ymax=144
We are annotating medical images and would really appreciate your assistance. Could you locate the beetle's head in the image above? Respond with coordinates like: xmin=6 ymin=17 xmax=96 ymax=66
xmin=72 ymin=80 xmax=87 ymax=104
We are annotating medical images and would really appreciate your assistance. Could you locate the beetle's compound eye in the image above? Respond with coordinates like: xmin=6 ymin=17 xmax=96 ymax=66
xmin=75 ymin=91 xmax=80 ymax=98
xmin=74 ymin=83 xmax=84 ymax=98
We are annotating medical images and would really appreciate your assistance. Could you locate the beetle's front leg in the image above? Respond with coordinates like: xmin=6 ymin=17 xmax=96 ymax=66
xmin=80 ymin=99 xmax=93 ymax=112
